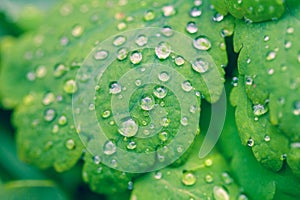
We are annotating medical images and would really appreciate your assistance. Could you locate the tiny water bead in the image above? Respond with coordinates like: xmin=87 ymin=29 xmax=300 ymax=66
xmin=221 ymin=172 xmax=233 ymax=184
xmin=162 ymin=5 xmax=176 ymax=17
xmin=237 ymin=194 xmax=249 ymax=200
xmin=127 ymin=141 xmax=137 ymax=150
xmin=158 ymin=71 xmax=170 ymax=82
xmin=117 ymin=22 xmax=127 ymax=30
xmin=35 ymin=65 xmax=47 ymax=78
xmin=181 ymin=117 xmax=188 ymax=126
xmin=94 ymin=50 xmax=108 ymax=60
xmin=293 ymin=101 xmax=300 ymax=115
xmin=58 ymin=115 xmax=68 ymax=126
xmin=264 ymin=135 xmax=271 ymax=142
xmin=26 ymin=72 xmax=35 ymax=81
xmin=158 ymin=131 xmax=168 ymax=142
xmin=245 ymin=76 xmax=253 ymax=85
xmin=154 ymin=171 xmax=162 ymax=179
xmin=93 ymin=155 xmax=101 ymax=165
xmin=190 ymin=7 xmax=202 ymax=17
xmin=182 ymin=172 xmax=196 ymax=186
xmin=42 ymin=92 xmax=55 ymax=105
xmin=182 ymin=80 xmax=193 ymax=92
xmin=113 ymin=35 xmax=126 ymax=46
xmin=130 ymin=51 xmax=143 ymax=64
xmin=109 ymin=82 xmax=122 ymax=94
xmin=64 ymin=79 xmax=78 ymax=94
xmin=53 ymin=63 xmax=68 ymax=78
xmin=140 ymin=96 xmax=155 ymax=111
xmin=135 ymin=79 xmax=142 ymax=86
xmin=155 ymin=42 xmax=172 ymax=59
xmin=266 ymin=51 xmax=276 ymax=61
xmin=128 ymin=181 xmax=134 ymax=190
xmin=204 ymin=159 xmax=213 ymax=167
xmin=186 ymin=22 xmax=198 ymax=34
xmin=118 ymin=118 xmax=138 ymax=137
xmin=71 ymin=25 xmax=84 ymax=37
xmin=213 ymin=186 xmax=229 ymax=200
xmin=102 ymin=110 xmax=111 ymax=118
xmin=153 ymin=86 xmax=167 ymax=99
xmin=160 ymin=117 xmax=170 ymax=127
xmin=117 ymin=48 xmax=129 ymax=60
xmin=192 ymin=58 xmax=209 ymax=73
xmin=44 ymin=109 xmax=56 ymax=122
xmin=204 ymin=174 xmax=214 ymax=183
xmin=212 ymin=13 xmax=224 ymax=22
xmin=175 ymin=56 xmax=185 ymax=66
xmin=247 ymin=138 xmax=254 ymax=147
xmin=161 ymin=26 xmax=173 ymax=37
xmin=103 ymin=140 xmax=117 ymax=155
xmin=253 ymin=104 xmax=268 ymax=116
xmin=65 ymin=139 xmax=75 ymax=150
xmin=135 ymin=35 xmax=148 ymax=46
xmin=193 ymin=36 xmax=211 ymax=50
xmin=231 ymin=77 xmax=238 ymax=87
xmin=144 ymin=10 xmax=155 ymax=21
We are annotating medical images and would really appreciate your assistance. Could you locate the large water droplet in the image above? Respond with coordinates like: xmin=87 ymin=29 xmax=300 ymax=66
xmin=155 ymin=42 xmax=171 ymax=59
xmin=153 ymin=86 xmax=167 ymax=99
xmin=130 ymin=51 xmax=142 ymax=64
xmin=158 ymin=71 xmax=170 ymax=82
xmin=253 ymin=104 xmax=268 ymax=116
xmin=182 ymin=172 xmax=196 ymax=186
xmin=94 ymin=50 xmax=108 ymax=60
xmin=109 ymin=82 xmax=122 ymax=94
xmin=64 ymin=79 xmax=77 ymax=94
xmin=44 ymin=109 xmax=56 ymax=122
xmin=193 ymin=36 xmax=211 ymax=50
xmin=103 ymin=140 xmax=117 ymax=155
xmin=186 ymin=22 xmax=198 ymax=34
xmin=140 ymin=96 xmax=155 ymax=111
xmin=192 ymin=58 xmax=209 ymax=73
xmin=213 ymin=186 xmax=229 ymax=200
xmin=118 ymin=118 xmax=138 ymax=137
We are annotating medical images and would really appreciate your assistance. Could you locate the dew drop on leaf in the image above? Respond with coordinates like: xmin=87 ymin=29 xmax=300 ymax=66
xmin=204 ymin=174 xmax=214 ymax=183
xmin=128 ymin=181 xmax=134 ymax=190
xmin=193 ymin=36 xmax=211 ymax=50
xmin=162 ymin=5 xmax=176 ymax=17
xmin=53 ymin=63 xmax=68 ymax=78
xmin=153 ymin=86 xmax=167 ymax=99
xmin=58 ymin=115 xmax=68 ymax=126
xmin=266 ymin=51 xmax=276 ymax=61
xmin=161 ymin=26 xmax=173 ymax=37
xmin=65 ymin=139 xmax=75 ymax=150
xmin=182 ymin=172 xmax=196 ymax=186
xmin=130 ymin=51 xmax=143 ymax=64
xmin=174 ymin=56 xmax=185 ymax=66
xmin=186 ymin=22 xmax=198 ymax=34
xmin=154 ymin=171 xmax=162 ymax=179
xmin=158 ymin=131 xmax=168 ymax=142
xmin=212 ymin=13 xmax=224 ymax=22
xmin=221 ymin=172 xmax=233 ymax=184
xmin=144 ymin=10 xmax=155 ymax=21
xmin=293 ymin=101 xmax=300 ymax=115
xmin=71 ymin=25 xmax=84 ymax=37
xmin=42 ymin=92 xmax=55 ymax=105
xmin=35 ymin=65 xmax=47 ymax=78
xmin=140 ymin=96 xmax=155 ymax=111
xmin=192 ymin=58 xmax=209 ymax=73
xmin=190 ymin=7 xmax=202 ymax=17
xmin=117 ymin=48 xmax=129 ymax=60
xmin=93 ymin=155 xmax=101 ymax=165
xmin=135 ymin=35 xmax=148 ymax=46
xmin=113 ymin=35 xmax=126 ymax=46
xmin=44 ymin=109 xmax=56 ymax=122
xmin=264 ymin=135 xmax=271 ymax=142
xmin=118 ymin=118 xmax=138 ymax=137
xmin=213 ymin=186 xmax=229 ymax=200
xmin=253 ymin=104 xmax=268 ymax=116
xmin=94 ymin=50 xmax=108 ymax=60
xmin=127 ymin=141 xmax=137 ymax=150
xmin=181 ymin=80 xmax=193 ymax=92
xmin=247 ymin=138 xmax=254 ymax=147
xmin=204 ymin=159 xmax=213 ymax=167
xmin=158 ymin=71 xmax=170 ymax=82
xmin=64 ymin=79 xmax=77 ymax=94
xmin=155 ymin=42 xmax=171 ymax=59
xmin=109 ymin=82 xmax=122 ymax=94
xmin=103 ymin=140 xmax=117 ymax=155
xmin=102 ymin=110 xmax=111 ymax=118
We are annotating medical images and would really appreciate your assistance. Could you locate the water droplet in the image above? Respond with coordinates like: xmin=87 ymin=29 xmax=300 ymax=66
xmin=128 ymin=181 xmax=134 ymax=190
xmin=177 ymin=145 xmax=183 ymax=153
xmin=247 ymin=138 xmax=254 ymax=147
xmin=175 ymin=56 xmax=185 ymax=66
xmin=117 ymin=48 xmax=129 ymax=60
xmin=52 ymin=124 xmax=59 ymax=133
xmin=65 ymin=139 xmax=75 ymax=150
xmin=88 ymin=103 xmax=95 ymax=111
xmin=155 ymin=42 xmax=171 ymax=59
xmin=140 ymin=96 xmax=155 ymax=111
xmin=36 ymin=65 xmax=47 ymax=78
xmin=284 ymin=41 xmax=292 ymax=49
xmin=153 ymin=86 xmax=167 ymax=98
xmin=60 ymin=36 xmax=69 ymax=46
xmin=58 ymin=115 xmax=68 ymax=126
xmin=161 ymin=26 xmax=173 ymax=37
xmin=186 ymin=22 xmax=198 ymax=34
xmin=190 ymin=7 xmax=202 ymax=17
xmin=144 ymin=10 xmax=155 ymax=21
xmin=94 ymin=50 xmax=108 ymax=60
xmin=160 ymin=117 xmax=170 ymax=127
xmin=280 ymin=153 xmax=287 ymax=160
xmin=213 ymin=186 xmax=229 ymax=200
xmin=159 ymin=131 xmax=168 ymax=142
xmin=205 ymin=174 xmax=214 ymax=183
xmin=237 ymin=194 xmax=248 ymax=200
xmin=182 ymin=172 xmax=196 ymax=186
xmin=44 ymin=109 xmax=56 ymax=122
xmin=193 ymin=36 xmax=211 ymax=50
xmin=264 ymin=35 xmax=270 ymax=41
xmin=245 ymin=76 xmax=253 ymax=85
xmin=117 ymin=22 xmax=127 ymax=30
xmin=189 ymin=105 xmax=197 ymax=113
xmin=204 ymin=159 xmax=213 ymax=167
xmin=154 ymin=171 xmax=162 ymax=179
xmin=113 ymin=35 xmax=126 ymax=46
xmin=93 ymin=155 xmax=101 ymax=164
xmin=127 ymin=141 xmax=137 ymax=150
xmin=253 ymin=104 xmax=268 ymax=116
xmin=181 ymin=117 xmax=188 ymax=126
xmin=26 ymin=71 xmax=36 ymax=81
xmin=231 ymin=77 xmax=238 ymax=87
xmin=192 ymin=58 xmax=209 ymax=73
xmin=212 ymin=13 xmax=224 ymax=22
xmin=72 ymin=25 xmax=84 ymax=37
xmin=102 ymin=110 xmax=111 ymax=119
xmin=181 ymin=80 xmax=193 ymax=92
xmin=194 ymin=0 xmax=202 ymax=6
xmin=266 ymin=51 xmax=276 ymax=61
xmin=221 ymin=172 xmax=233 ymax=184
xmin=130 ymin=51 xmax=142 ymax=64
xmin=135 ymin=35 xmax=148 ymax=46
xmin=158 ymin=71 xmax=170 ymax=82
xmin=293 ymin=101 xmax=300 ymax=115
xmin=64 ymin=79 xmax=77 ymax=94
xmin=109 ymin=82 xmax=122 ymax=94
xmin=103 ymin=140 xmax=116 ymax=155
xmin=118 ymin=118 xmax=138 ymax=137
xmin=42 ymin=93 xmax=55 ymax=105
xmin=134 ymin=79 xmax=142 ymax=87
xmin=162 ymin=5 xmax=176 ymax=17
xmin=53 ymin=64 xmax=68 ymax=78
xmin=264 ymin=135 xmax=270 ymax=142
xmin=287 ymin=27 xmax=294 ymax=34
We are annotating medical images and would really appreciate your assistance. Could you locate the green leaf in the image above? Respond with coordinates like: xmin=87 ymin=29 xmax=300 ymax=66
xmin=232 ymin=9 xmax=300 ymax=174
xmin=131 ymin=135 xmax=243 ymax=200
xmin=13 ymin=93 xmax=83 ymax=172
xmin=212 ymin=0 xmax=285 ymax=22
